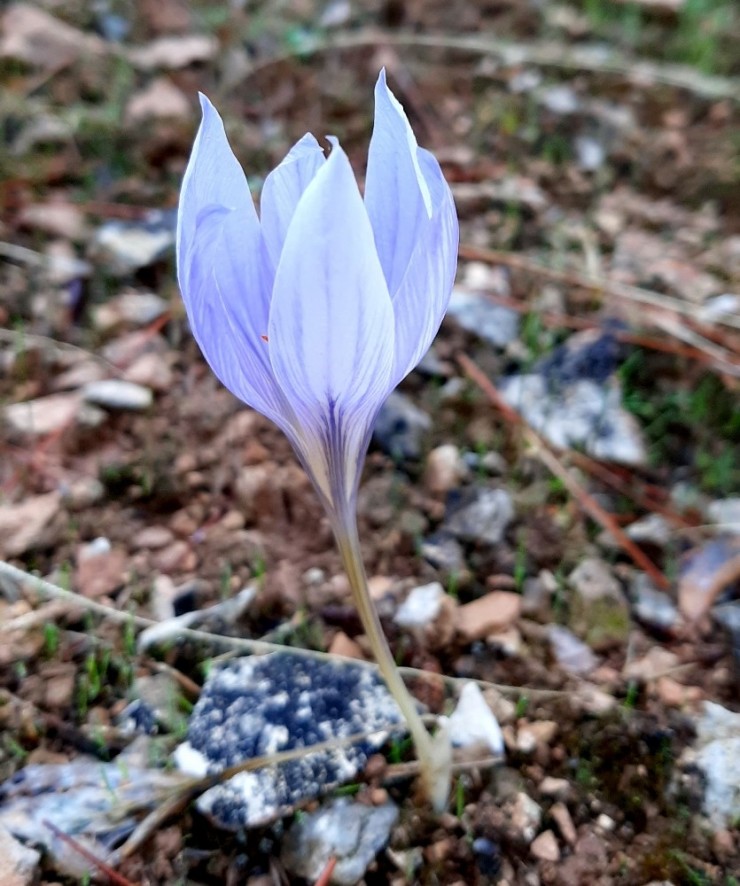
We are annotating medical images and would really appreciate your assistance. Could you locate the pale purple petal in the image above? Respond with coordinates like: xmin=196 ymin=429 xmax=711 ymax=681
xmin=268 ymin=140 xmax=395 ymax=491
xmin=177 ymin=95 xmax=287 ymax=421
xmin=260 ymin=134 xmax=326 ymax=269
xmin=364 ymin=69 xmax=432 ymax=296
xmin=390 ymin=148 xmax=459 ymax=382
xmin=177 ymin=94 xmax=256 ymax=281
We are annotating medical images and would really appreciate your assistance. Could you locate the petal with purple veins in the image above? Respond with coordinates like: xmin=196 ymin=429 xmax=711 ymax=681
xmin=268 ymin=140 xmax=395 ymax=496
xmin=177 ymin=95 xmax=287 ymax=422
xmin=390 ymin=148 xmax=459 ymax=383
xmin=364 ymin=69 xmax=432 ymax=296
xmin=261 ymin=133 xmax=326 ymax=270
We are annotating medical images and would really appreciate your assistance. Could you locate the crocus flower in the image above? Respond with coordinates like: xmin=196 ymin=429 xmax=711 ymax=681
xmin=177 ymin=70 xmax=458 ymax=810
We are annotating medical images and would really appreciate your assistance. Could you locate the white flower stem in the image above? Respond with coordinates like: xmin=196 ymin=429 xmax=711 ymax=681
xmin=332 ymin=515 xmax=451 ymax=811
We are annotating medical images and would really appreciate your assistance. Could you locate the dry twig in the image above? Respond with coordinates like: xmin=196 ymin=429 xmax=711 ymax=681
xmin=458 ymin=243 xmax=740 ymax=337
xmin=457 ymin=352 xmax=671 ymax=589
xmin=43 ymin=819 xmax=140 ymax=886
xmin=0 ymin=559 xmax=565 ymax=699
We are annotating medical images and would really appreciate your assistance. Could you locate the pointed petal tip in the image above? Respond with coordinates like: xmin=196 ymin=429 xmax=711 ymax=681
xmin=292 ymin=132 xmax=324 ymax=153
xmin=197 ymin=92 xmax=215 ymax=115
xmin=325 ymin=134 xmax=340 ymax=150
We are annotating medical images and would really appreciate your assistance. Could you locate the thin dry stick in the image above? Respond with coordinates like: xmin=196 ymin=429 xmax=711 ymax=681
xmin=314 ymin=857 xmax=338 ymax=886
xmin=679 ymin=552 xmax=740 ymax=622
xmin=649 ymin=312 xmax=740 ymax=375
xmin=0 ymin=560 xmax=564 ymax=699
xmin=567 ymin=452 xmax=697 ymax=531
xmin=0 ymin=327 xmax=121 ymax=374
xmin=453 ymin=282 xmax=739 ymax=374
xmin=457 ymin=243 xmax=740 ymax=335
xmin=457 ymin=352 xmax=671 ymax=590
xmin=117 ymin=723 xmax=411 ymax=860
xmin=43 ymin=819 xmax=140 ymax=886
xmin=235 ymin=29 xmax=739 ymax=102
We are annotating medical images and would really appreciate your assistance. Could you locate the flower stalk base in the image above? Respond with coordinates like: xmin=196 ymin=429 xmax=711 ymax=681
xmin=333 ymin=520 xmax=451 ymax=811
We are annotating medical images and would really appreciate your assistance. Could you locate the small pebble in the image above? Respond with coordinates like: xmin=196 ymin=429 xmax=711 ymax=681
xmin=394 ymin=582 xmax=445 ymax=630
xmin=548 ymin=625 xmax=598 ymax=676
xmin=424 ymin=444 xmax=467 ymax=494
xmin=83 ymin=379 xmax=153 ymax=411
xmin=530 ymin=829 xmax=560 ymax=862
xmin=456 ymin=592 xmax=522 ymax=642
xmin=550 ymin=801 xmax=577 ymax=845
xmin=448 ymin=682 xmax=505 ymax=757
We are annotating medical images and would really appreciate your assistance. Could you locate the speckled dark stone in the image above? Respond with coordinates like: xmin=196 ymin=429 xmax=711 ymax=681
xmin=175 ymin=653 xmax=403 ymax=828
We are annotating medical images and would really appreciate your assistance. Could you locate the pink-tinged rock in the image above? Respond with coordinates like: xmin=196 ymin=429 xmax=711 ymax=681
xmin=530 ymin=829 xmax=560 ymax=862
xmin=328 ymin=632 xmax=365 ymax=660
xmin=0 ymin=822 xmax=40 ymax=886
xmin=0 ymin=4 xmax=104 ymax=70
xmin=424 ymin=444 xmax=467 ymax=494
xmin=125 ymin=77 xmax=190 ymax=124
xmin=550 ymin=801 xmax=577 ymax=845
xmin=153 ymin=540 xmax=195 ymax=573
xmin=3 ymin=393 xmax=81 ymax=436
xmin=456 ymin=591 xmax=522 ymax=642
xmin=126 ymin=34 xmax=217 ymax=70
xmin=132 ymin=526 xmax=175 ymax=550
xmin=54 ymin=361 xmax=108 ymax=390
xmin=623 ymin=646 xmax=679 ymax=683
xmin=19 ymin=201 xmax=88 ymax=241
xmin=539 ymin=776 xmax=571 ymax=800
xmin=0 ymin=492 xmax=61 ymax=557
xmin=123 ymin=352 xmax=174 ymax=392
xmin=75 ymin=540 xmax=128 ymax=599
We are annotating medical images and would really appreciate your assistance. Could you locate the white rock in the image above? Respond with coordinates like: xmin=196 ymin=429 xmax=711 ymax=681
xmin=448 ymin=682 xmax=505 ymax=757
xmin=19 ymin=201 xmax=88 ymax=240
xmin=540 ymin=84 xmax=579 ymax=114
xmin=700 ymin=292 xmax=739 ymax=321
xmin=281 ymin=798 xmax=398 ymax=886
xmin=91 ymin=214 xmax=175 ymax=275
xmin=596 ymin=813 xmax=616 ymax=832
xmin=682 ymin=702 xmax=740 ymax=828
xmin=149 ymin=574 xmax=178 ymax=621
xmin=445 ymin=487 xmax=515 ymax=545
xmin=3 ymin=393 xmax=81 ymax=436
xmin=54 ymin=360 xmax=107 ymax=390
xmin=0 ymin=492 xmax=61 ymax=558
xmin=530 ymin=829 xmax=560 ymax=862
xmin=125 ymin=77 xmax=190 ymax=124
xmin=123 ymin=352 xmax=173 ymax=391
xmin=0 ymin=823 xmax=40 ymax=886
xmin=126 ymin=34 xmax=217 ymax=70
xmin=575 ymin=135 xmax=606 ymax=171
xmin=447 ymin=289 xmax=519 ymax=348
xmin=83 ymin=379 xmax=153 ymax=411
xmin=501 ymin=374 xmax=646 ymax=466
xmin=510 ymin=792 xmax=542 ymax=844
xmin=548 ymin=625 xmax=598 ymax=676
xmin=394 ymin=582 xmax=445 ymax=629
xmin=707 ymin=498 xmax=740 ymax=533
xmin=569 ymin=557 xmax=622 ymax=602
xmin=424 ymin=444 xmax=467 ymax=494
xmin=302 ymin=567 xmax=326 ymax=586
xmin=92 ymin=291 xmax=168 ymax=331
xmin=630 ymin=575 xmax=680 ymax=632
xmin=626 ymin=513 xmax=672 ymax=546
xmin=78 ymin=536 xmax=111 ymax=560
xmin=61 ymin=477 xmax=105 ymax=510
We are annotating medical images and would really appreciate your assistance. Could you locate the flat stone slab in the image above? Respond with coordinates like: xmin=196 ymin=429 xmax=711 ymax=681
xmin=281 ymin=797 xmax=398 ymax=885
xmin=175 ymin=653 xmax=402 ymax=828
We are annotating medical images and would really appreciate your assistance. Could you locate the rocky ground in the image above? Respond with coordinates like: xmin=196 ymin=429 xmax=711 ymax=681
xmin=0 ymin=1 xmax=739 ymax=884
